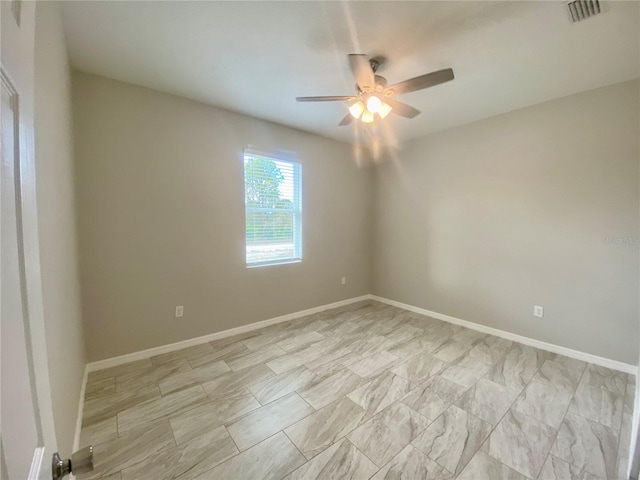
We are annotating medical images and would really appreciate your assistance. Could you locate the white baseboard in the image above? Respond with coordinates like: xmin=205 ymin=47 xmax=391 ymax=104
xmin=72 ymin=364 xmax=89 ymax=452
xmin=86 ymin=295 xmax=371 ymax=373
xmin=370 ymin=295 xmax=637 ymax=375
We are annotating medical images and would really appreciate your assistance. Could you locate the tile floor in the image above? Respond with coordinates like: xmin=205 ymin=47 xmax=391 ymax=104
xmin=78 ymin=301 xmax=634 ymax=480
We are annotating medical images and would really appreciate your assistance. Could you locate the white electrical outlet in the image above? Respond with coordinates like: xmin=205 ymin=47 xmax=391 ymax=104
xmin=533 ymin=305 xmax=544 ymax=318
xmin=175 ymin=306 xmax=184 ymax=318
xmin=341 ymin=276 xmax=346 ymax=285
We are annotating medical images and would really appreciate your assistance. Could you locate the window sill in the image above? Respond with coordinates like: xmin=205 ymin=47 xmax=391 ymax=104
xmin=246 ymin=258 xmax=302 ymax=269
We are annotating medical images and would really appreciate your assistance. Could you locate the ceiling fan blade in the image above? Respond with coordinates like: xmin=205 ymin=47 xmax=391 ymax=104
xmin=384 ymin=98 xmax=421 ymax=119
xmin=338 ymin=114 xmax=353 ymax=126
xmin=386 ymin=68 xmax=454 ymax=96
xmin=296 ymin=96 xmax=355 ymax=102
xmin=348 ymin=54 xmax=375 ymax=91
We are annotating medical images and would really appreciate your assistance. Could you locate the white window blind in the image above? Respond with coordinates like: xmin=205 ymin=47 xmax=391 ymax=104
xmin=244 ymin=150 xmax=302 ymax=267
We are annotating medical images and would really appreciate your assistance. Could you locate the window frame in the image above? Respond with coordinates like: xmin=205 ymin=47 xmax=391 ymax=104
xmin=243 ymin=150 xmax=302 ymax=268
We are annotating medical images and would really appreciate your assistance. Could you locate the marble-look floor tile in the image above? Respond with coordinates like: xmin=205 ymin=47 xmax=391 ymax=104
xmin=116 ymin=359 xmax=192 ymax=393
xmin=169 ymin=389 xmax=260 ymax=444
xmin=380 ymin=324 xmax=425 ymax=351
xmin=317 ymin=316 xmax=361 ymax=335
xmin=348 ymin=335 xmax=387 ymax=357
xmin=117 ymin=385 xmax=208 ymax=433
xmin=201 ymin=363 xmax=275 ymax=400
xmin=348 ymin=402 xmax=430 ymax=468
xmin=225 ymin=344 xmax=286 ymax=371
xmin=569 ymin=383 xmax=624 ymax=429
xmin=618 ymin=413 xmax=633 ymax=461
xmin=624 ymin=375 xmax=635 ymax=415
xmin=403 ymin=313 xmax=442 ymax=330
xmin=265 ymin=345 xmax=324 ymax=374
xmin=294 ymin=318 xmax=330 ymax=333
xmin=456 ymin=377 xmax=519 ymax=426
xmin=371 ymin=444 xmax=453 ymax=480
xmin=452 ymin=328 xmax=487 ymax=343
xmin=466 ymin=336 xmax=513 ymax=365
xmin=85 ymin=377 xmax=116 ymax=401
xmin=439 ymin=354 xmax=492 ymax=388
xmin=311 ymin=332 xmax=359 ymax=354
xmin=285 ymin=397 xmax=370 ymax=459
xmin=389 ymin=352 xmax=445 ymax=387
xmin=486 ymin=344 xmax=552 ymax=394
xmin=120 ymin=425 xmax=238 ymax=480
xmin=298 ymin=368 xmax=364 ymax=410
xmin=401 ymin=374 xmax=467 ymax=421
xmin=284 ymin=439 xmax=378 ymax=480
xmin=151 ymin=343 xmax=214 ymax=366
xmin=346 ymin=350 xmax=399 ymax=378
xmin=432 ymin=338 xmax=474 ymax=362
xmin=82 ymin=304 xmax=629 ymax=480
xmin=616 ymin=456 xmax=630 ymax=480
xmin=551 ymin=411 xmax=618 ymax=479
xmin=171 ymin=425 xmax=239 ymax=480
xmin=197 ymin=432 xmax=305 ymax=480
xmin=347 ymin=370 xmax=411 ymax=415
xmin=535 ymin=359 xmax=586 ymax=394
xmin=241 ymin=329 xmax=292 ymax=351
xmin=87 ymin=358 xmax=152 ymax=383
xmin=456 ymin=451 xmax=528 ymax=480
xmin=226 ymin=392 xmax=314 ymax=450
xmin=424 ymin=323 xmax=460 ymax=345
xmin=538 ymin=455 xmax=603 ymax=480
xmin=187 ymin=341 xmax=249 ymax=368
xmin=412 ymin=404 xmax=492 ymax=475
xmin=248 ymin=365 xmax=317 ymax=405
xmin=482 ymin=409 xmax=557 ymax=478
xmin=513 ymin=379 xmax=573 ymax=429
xmin=83 ymin=383 xmax=161 ymax=427
xmin=158 ymin=359 xmax=231 ymax=395
xmin=303 ymin=348 xmax=360 ymax=378
xmin=78 ymin=421 xmax=175 ymax=480
xmin=276 ymin=330 xmax=325 ymax=352
xmin=120 ymin=447 xmax=181 ymax=480
xmin=98 ymin=472 xmax=122 ymax=480
xmin=581 ymin=364 xmax=627 ymax=396
xmin=79 ymin=416 xmax=118 ymax=447
xmin=386 ymin=336 xmax=435 ymax=360
xmin=208 ymin=331 xmax=261 ymax=351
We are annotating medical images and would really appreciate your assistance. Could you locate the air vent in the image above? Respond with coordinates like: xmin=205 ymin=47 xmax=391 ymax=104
xmin=567 ymin=0 xmax=601 ymax=22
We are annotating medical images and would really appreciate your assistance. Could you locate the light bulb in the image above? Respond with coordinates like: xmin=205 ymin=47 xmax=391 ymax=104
xmin=349 ymin=101 xmax=365 ymax=119
xmin=378 ymin=102 xmax=392 ymax=119
xmin=361 ymin=110 xmax=374 ymax=124
xmin=366 ymin=96 xmax=382 ymax=113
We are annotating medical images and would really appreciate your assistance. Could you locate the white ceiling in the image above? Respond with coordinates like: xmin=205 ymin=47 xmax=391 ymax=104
xmin=61 ymin=1 xmax=639 ymax=147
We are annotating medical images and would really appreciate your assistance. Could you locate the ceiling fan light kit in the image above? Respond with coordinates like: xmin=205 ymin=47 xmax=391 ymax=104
xmin=296 ymin=54 xmax=454 ymax=126
xmin=360 ymin=109 xmax=375 ymax=124
xmin=378 ymin=101 xmax=392 ymax=119
xmin=349 ymin=100 xmax=365 ymax=119
xmin=348 ymin=95 xmax=392 ymax=122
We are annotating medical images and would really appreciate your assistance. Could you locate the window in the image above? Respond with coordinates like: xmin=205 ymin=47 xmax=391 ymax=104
xmin=244 ymin=150 xmax=302 ymax=267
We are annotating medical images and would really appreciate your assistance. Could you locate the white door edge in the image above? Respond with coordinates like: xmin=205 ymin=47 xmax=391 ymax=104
xmin=28 ymin=447 xmax=45 ymax=480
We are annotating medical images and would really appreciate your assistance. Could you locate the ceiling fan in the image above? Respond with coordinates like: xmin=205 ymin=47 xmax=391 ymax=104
xmin=296 ymin=54 xmax=454 ymax=126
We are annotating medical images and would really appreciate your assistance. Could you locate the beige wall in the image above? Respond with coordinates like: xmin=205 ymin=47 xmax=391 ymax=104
xmin=72 ymin=72 xmax=373 ymax=362
xmin=34 ymin=2 xmax=86 ymax=455
xmin=373 ymin=80 xmax=640 ymax=364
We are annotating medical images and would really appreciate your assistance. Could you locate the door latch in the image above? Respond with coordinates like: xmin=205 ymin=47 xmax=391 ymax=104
xmin=52 ymin=445 xmax=93 ymax=480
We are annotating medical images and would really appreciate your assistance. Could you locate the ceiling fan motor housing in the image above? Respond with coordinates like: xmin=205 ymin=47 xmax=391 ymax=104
xmin=357 ymin=75 xmax=387 ymax=95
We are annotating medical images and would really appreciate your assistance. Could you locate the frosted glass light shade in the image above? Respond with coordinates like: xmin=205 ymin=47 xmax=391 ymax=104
xmin=361 ymin=110 xmax=375 ymax=123
xmin=349 ymin=101 xmax=365 ymax=119
xmin=378 ymin=102 xmax=392 ymax=119
xmin=366 ymin=96 xmax=382 ymax=113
